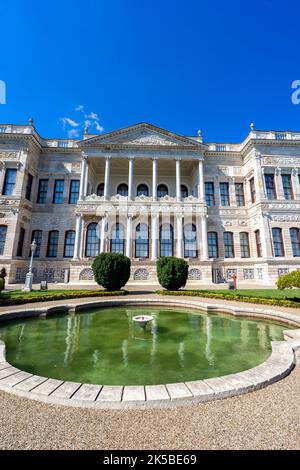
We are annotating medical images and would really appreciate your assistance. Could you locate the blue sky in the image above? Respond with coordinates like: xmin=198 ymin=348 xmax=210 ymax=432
xmin=1 ymin=0 xmax=300 ymax=141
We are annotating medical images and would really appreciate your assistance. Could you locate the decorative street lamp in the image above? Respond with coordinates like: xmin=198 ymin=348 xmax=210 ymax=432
xmin=23 ymin=239 xmax=37 ymax=292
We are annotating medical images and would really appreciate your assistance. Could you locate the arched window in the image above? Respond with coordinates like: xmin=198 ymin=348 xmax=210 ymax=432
xmin=223 ymin=232 xmax=234 ymax=258
xmin=136 ymin=184 xmax=149 ymax=197
xmin=64 ymin=230 xmax=76 ymax=257
xmin=157 ymin=184 xmax=168 ymax=198
xmin=135 ymin=223 xmax=149 ymax=258
xmin=0 ymin=225 xmax=7 ymax=255
xmin=208 ymin=232 xmax=218 ymax=258
xmin=240 ymin=232 xmax=250 ymax=258
xmin=97 ymin=183 xmax=104 ymax=196
xmin=110 ymin=223 xmax=125 ymax=254
xmin=290 ymin=228 xmax=300 ymax=257
xmin=184 ymin=224 xmax=197 ymax=258
xmin=272 ymin=227 xmax=284 ymax=257
xmin=85 ymin=223 xmax=99 ymax=257
xmin=160 ymin=224 xmax=173 ymax=257
xmin=47 ymin=230 xmax=59 ymax=258
xmin=181 ymin=185 xmax=188 ymax=199
xmin=30 ymin=230 xmax=42 ymax=257
xmin=117 ymin=184 xmax=128 ymax=196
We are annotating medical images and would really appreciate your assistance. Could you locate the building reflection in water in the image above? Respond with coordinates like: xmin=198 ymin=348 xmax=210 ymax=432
xmin=64 ymin=314 xmax=81 ymax=366
xmin=205 ymin=316 xmax=214 ymax=366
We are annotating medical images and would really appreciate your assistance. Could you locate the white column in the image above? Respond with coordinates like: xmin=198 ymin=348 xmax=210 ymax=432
xmin=275 ymin=167 xmax=284 ymax=199
xmin=254 ymin=152 xmax=265 ymax=201
xmin=128 ymin=157 xmax=134 ymax=200
xmin=99 ymin=215 xmax=107 ymax=253
xmin=83 ymin=160 xmax=89 ymax=197
xmin=79 ymin=157 xmax=87 ymax=199
xmin=104 ymin=157 xmax=111 ymax=200
xmin=176 ymin=158 xmax=181 ymax=201
xmin=229 ymin=177 xmax=236 ymax=206
xmin=260 ymin=213 xmax=273 ymax=258
xmin=176 ymin=214 xmax=183 ymax=258
xmin=198 ymin=159 xmax=204 ymax=202
xmin=151 ymin=213 xmax=159 ymax=259
xmin=261 ymin=167 xmax=267 ymax=198
xmin=201 ymin=214 xmax=208 ymax=259
xmin=152 ymin=158 xmax=157 ymax=201
xmin=292 ymin=168 xmax=300 ymax=199
xmin=73 ymin=214 xmax=82 ymax=259
xmin=126 ymin=215 xmax=133 ymax=258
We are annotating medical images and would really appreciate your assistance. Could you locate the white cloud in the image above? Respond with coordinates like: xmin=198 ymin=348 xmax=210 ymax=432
xmin=68 ymin=128 xmax=80 ymax=138
xmin=60 ymin=117 xmax=79 ymax=128
xmin=94 ymin=121 xmax=104 ymax=132
xmin=59 ymin=106 xmax=104 ymax=137
xmin=88 ymin=112 xmax=99 ymax=120
xmin=75 ymin=105 xmax=84 ymax=112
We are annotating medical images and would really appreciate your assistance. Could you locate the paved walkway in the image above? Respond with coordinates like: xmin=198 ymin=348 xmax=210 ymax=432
xmin=0 ymin=353 xmax=299 ymax=450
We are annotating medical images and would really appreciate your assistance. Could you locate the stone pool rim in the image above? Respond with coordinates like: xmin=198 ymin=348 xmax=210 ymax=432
xmin=0 ymin=297 xmax=299 ymax=409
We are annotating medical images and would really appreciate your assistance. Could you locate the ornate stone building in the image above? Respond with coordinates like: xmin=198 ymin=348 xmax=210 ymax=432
xmin=0 ymin=121 xmax=299 ymax=285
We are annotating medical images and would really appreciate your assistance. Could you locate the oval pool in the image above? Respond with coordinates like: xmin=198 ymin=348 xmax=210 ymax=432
xmin=0 ymin=306 xmax=285 ymax=385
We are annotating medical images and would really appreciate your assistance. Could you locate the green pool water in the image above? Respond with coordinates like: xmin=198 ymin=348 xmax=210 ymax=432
xmin=0 ymin=307 xmax=285 ymax=385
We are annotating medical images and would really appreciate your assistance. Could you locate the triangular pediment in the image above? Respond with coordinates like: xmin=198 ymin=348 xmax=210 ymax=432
xmin=80 ymin=123 xmax=204 ymax=148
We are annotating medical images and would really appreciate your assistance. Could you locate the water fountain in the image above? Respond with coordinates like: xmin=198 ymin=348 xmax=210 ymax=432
xmin=132 ymin=314 xmax=154 ymax=329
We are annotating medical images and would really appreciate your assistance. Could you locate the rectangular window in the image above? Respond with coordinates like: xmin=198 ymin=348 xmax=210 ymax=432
xmin=223 ymin=232 xmax=234 ymax=258
xmin=208 ymin=232 xmax=218 ymax=258
xmin=272 ymin=228 xmax=284 ymax=257
xmin=235 ymin=183 xmax=245 ymax=206
xmin=47 ymin=231 xmax=59 ymax=257
xmin=220 ymin=182 xmax=230 ymax=206
xmin=249 ymin=177 xmax=256 ymax=203
xmin=265 ymin=174 xmax=276 ymax=200
xmin=25 ymin=173 xmax=33 ymax=201
xmin=290 ymin=228 xmax=300 ymax=257
xmin=2 ymin=169 xmax=17 ymax=196
xmin=281 ymin=174 xmax=293 ymax=200
xmin=240 ymin=232 xmax=250 ymax=258
xmin=37 ymin=179 xmax=48 ymax=204
xmin=0 ymin=226 xmax=7 ymax=255
xmin=16 ymin=227 xmax=25 ymax=257
xmin=69 ymin=180 xmax=80 ymax=204
xmin=30 ymin=230 xmax=42 ymax=258
xmin=255 ymin=230 xmax=262 ymax=257
xmin=53 ymin=179 xmax=64 ymax=204
xmin=205 ymin=182 xmax=215 ymax=206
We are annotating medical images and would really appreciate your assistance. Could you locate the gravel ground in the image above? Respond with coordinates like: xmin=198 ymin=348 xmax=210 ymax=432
xmin=0 ymin=353 xmax=299 ymax=450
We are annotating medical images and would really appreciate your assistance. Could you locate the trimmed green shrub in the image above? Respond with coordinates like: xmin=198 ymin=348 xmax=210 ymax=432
xmin=0 ymin=278 xmax=4 ymax=292
xmin=156 ymin=257 xmax=188 ymax=291
xmin=157 ymin=289 xmax=300 ymax=309
xmin=0 ymin=290 xmax=126 ymax=307
xmin=92 ymin=252 xmax=131 ymax=290
xmin=277 ymin=269 xmax=300 ymax=290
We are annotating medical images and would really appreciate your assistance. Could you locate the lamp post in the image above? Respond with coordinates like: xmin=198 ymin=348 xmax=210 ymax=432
xmin=23 ymin=239 xmax=37 ymax=292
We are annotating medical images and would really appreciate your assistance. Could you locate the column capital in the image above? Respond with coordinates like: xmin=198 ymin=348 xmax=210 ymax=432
xmin=152 ymin=156 xmax=158 ymax=161
xmin=128 ymin=156 xmax=135 ymax=161
xmin=275 ymin=166 xmax=281 ymax=175
xmin=292 ymin=167 xmax=298 ymax=176
xmin=105 ymin=156 xmax=112 ymax=161
xmin=82 ymin=152 xmax=88 ymax=161
xmin=175 ymin=157 xmax=182 ymax=162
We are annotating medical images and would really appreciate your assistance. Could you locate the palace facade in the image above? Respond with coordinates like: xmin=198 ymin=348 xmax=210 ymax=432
xmin=0 ymin=121 xmax=300 ymax=285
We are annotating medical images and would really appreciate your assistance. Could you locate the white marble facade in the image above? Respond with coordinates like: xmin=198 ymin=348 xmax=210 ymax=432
xmin=0 ymin=121 xmax=299 ymax=285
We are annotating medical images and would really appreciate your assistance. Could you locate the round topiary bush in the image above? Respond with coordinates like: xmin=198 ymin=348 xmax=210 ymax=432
xmin=156 ymin=257 xmax=188 ymax=290
xmin=92 ymin=253 xmax=131 ymax=290
xmin=277 ymin=269 xmax=300 ymax=290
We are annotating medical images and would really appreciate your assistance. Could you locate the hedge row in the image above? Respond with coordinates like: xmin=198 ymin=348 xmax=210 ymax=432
xmin=157 ymin=290 xmax=300 ymax=308
xmin=0 ymin=290 xmax=127 ymax=307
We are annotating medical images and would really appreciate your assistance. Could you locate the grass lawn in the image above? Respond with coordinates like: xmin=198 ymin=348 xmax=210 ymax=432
xmin=192 ymin=289 xmax=300 ymax=300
